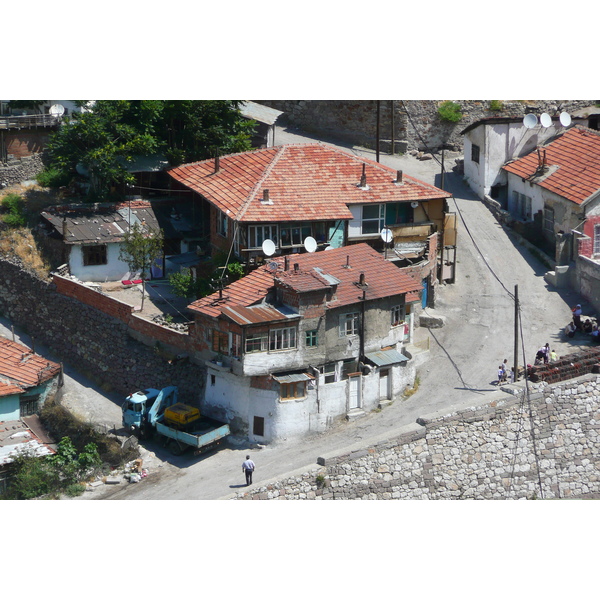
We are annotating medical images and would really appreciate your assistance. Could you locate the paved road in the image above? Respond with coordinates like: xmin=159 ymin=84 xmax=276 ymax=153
xmin=79 ymin=125 xmax=588 ymax=500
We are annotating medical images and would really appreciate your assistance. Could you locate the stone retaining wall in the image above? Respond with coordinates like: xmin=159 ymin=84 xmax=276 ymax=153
xmin=260 ymin=100 xmax=595 ymax=153
xmin=0 ymin=153 xmax=46 ymax=187
xmin=0 ymin=257 xmax=207 ymax=406
xmin=234 ymin=374 xmax=600 ymax=500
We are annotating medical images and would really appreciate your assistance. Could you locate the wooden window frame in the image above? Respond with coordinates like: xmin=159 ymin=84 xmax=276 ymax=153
xmin=82 ymin=244 xmax=107 ymax=266
xmin=279 ymin=381 xmax=306 ymax=401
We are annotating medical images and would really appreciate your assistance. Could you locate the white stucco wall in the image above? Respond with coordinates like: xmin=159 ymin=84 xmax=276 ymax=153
xmin=69 ymin=243 xmax=138 ymax=282
xmin=203 ymin=359 xmax=415 ymax=443
xmin=464 ymin=122 xmax=563 ymax=201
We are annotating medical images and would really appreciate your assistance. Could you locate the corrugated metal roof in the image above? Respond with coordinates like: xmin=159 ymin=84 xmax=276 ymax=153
xmin=240 ymin=101 xmax=284 ymax=125
xmin=271 ymin=372 xmax=314 ymax=383
xmin=221 ymin=304 xmax=299 ymax=326
xmin=365 ymin=348 xmax=409 ymax=366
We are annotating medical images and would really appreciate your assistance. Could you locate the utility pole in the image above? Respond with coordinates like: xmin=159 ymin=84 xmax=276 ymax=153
xmin=376 ymin=101 xmax=380 ymax=163
xmin=514 ymin=284 xmax=519 ymax=381
xmin=440 ymin=146 xmax=445 ymax=190
xmin=390 ymin=100 xmax=395 ymax=155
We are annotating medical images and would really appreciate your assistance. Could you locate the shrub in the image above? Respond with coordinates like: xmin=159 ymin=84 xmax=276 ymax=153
xmin=489 ymin=100 xmax=504 ymax=111
xmin=36 ymin=167 xmax=71 ymax=188
xmin=437 ymin=101 xmax=463 ymax=123
xmin=1 ymin=193 xmax=26 ymax=227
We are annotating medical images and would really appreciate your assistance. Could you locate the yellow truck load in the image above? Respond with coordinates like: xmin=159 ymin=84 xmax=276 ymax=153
xmin=164 ymin=403 xmax=201 ymax=428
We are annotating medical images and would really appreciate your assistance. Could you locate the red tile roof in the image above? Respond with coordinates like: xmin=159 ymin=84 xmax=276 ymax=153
xmin=189 ymin=244 xmax=421 ymax=320
xmin=503 ymin=126 xmax=600 ymax=205
xmin=0 ymin=337 xmax=61 ymax=392
xmin=168 ymin=143 xmax=450 ymax=223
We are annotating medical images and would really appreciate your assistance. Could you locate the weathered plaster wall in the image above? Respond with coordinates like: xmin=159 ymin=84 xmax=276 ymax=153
xmin=235 ymin=372 xmax=600 ymax=500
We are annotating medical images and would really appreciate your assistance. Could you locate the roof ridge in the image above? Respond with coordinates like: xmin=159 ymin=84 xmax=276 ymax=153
xmin=235 ymin=145 xmax=287 ymax=220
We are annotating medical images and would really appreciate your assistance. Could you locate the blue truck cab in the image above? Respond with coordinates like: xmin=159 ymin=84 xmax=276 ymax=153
xmin=122 ymin=388 xmax=161 ymax=435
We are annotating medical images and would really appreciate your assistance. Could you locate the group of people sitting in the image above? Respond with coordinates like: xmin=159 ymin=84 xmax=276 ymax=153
xmin=534 ymin=343 xmax=558 ymax=365
xmin=565 ymin=304 xmax=600 ymax=342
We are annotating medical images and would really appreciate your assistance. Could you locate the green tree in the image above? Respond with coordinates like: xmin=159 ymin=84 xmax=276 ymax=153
xmin=119 ymin=222 xmax=164 ymax=311
xmin=46 ymin=100 xmax=254 ymax=198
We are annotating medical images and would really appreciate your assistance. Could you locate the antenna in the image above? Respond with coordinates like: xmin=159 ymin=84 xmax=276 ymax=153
xmin=49 ymin=104 xmax=65 ymax=117
xmin=303 ymin=236 xmax=317 ymax=253
xmin=540 ymin=113 xmax=552 ymax=128
xmin=523 ymin=113 xmax=538 ymax=129
xmin=262 ymin=239 xmax=276 ymax=257
xmin=559 ymin=112 xmax=572 ymax=127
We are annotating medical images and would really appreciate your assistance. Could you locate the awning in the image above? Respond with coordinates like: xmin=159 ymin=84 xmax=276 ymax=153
xmin=365 ymin=348 xmax=409 ymax=367
xmin=271 ymin=372 xmax=314 ymax=384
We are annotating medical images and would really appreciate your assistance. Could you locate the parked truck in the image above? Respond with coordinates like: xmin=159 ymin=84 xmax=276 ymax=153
xmin=122 ymin=386 xmax=230 ymax=456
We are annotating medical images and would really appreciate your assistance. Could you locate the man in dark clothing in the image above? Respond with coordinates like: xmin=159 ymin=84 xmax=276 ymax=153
xmin=242 ymin=455 xmax=255 ymax=486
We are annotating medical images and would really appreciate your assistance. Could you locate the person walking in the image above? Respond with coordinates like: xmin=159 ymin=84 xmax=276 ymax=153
xmin=242 ymin=455 xmax=255 ymax=486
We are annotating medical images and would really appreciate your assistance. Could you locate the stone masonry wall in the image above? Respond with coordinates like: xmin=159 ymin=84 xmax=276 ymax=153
xmin=260 ymin=100 xmax=595 ymax=153
xmin=0 ymin=257 xmax=207 ymax=406
xmin=234 ymin=374 xmax=600 ymax=499
xmin=0 ymin=153 xmax=46 ymax=188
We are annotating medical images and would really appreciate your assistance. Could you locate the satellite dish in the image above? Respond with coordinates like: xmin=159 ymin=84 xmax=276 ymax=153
xmin=49 ymin=103 xmax=65 ymax=116
xmin=324 ymin=246 xmax=334 ymax=251
xmin=380 ymin=228 xmax=393 ymax=243
xmin=540 ymin=113 xmax=552 ymax=128
xmin=303 ymin=236 xmax=317 ymax=253
xmin=523 ymin=113 xmax=537 ymax=129
xmin=262 ymin=239 xmax=276 ymax=257
xmin=560 ymin=112 xmax=572 ymax=127
xmin=410 ymin=201 xmax=419 ymax=209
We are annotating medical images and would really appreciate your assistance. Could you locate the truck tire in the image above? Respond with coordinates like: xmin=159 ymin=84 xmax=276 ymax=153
xmin=169 ymin=440 xmax=183 ymax=456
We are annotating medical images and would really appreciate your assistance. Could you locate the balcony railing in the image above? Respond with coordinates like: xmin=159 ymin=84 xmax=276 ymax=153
xmin=0 ymin=114 xmax=61 ymax=130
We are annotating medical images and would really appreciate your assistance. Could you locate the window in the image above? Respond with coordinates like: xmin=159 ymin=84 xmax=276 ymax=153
xmin=323 ymin=362 xmax=337 ymax=384
xmin=391 ymin=305 xmax=405 ymax=327
xmin=544 ymin=206 xmax=554 ymax=233
xmin=82 ymin=244 xmax=107 ymax=266
xmin=245 ymin=332 xmax=268 ymax=353
xmin=210 ymin=374 xmax=216 ymax=386
xmin=230 ymin=333 xmax=241 ymax=357
xmin=218 ymin=212 xmax=228 ymax=237
xmin=385 ymin=202 xmax=411 ymax=226
xmin=471 ymin=143 xmax=480 ymax=164
xmin=253 ymin=416 xmax=265 ymax=437
xmin=269 ymin=326 xmax=297 ymax=351
xmin=361 ymin=204 xmax=384 ymax=235
xmin=280 ymin=224 xmax=312 ymax=247
xmin=513 ymin=192 xmax=532 ymax=221
xmin=20 ymin=395 xmax=40 ymax=417
xmin=248 ymin=225 xmax=278 ymax=249
xmin=212 ymin=330 xmax=228 ymax=354
xmin=305 ymin=330 xmax=318 ymax=347
xmin=341 ymin=359 xmax=359 ymax=380
xmin=594 ymin=225 xmax=600 ymax=256
xmin=280 ymin=381 xmax=306 ymax=400
xmin=339 ymin=312 xmax=360 ymax=336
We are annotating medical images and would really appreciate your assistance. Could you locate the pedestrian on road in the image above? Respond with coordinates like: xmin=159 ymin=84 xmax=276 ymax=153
xmin=242 ymin=455 xmax=255 ymax=486
xmin=572 ymin=304 xmax=583 ymax=330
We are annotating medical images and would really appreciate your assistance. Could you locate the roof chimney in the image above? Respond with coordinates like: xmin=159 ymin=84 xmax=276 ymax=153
xmin=214 ymin=155 xmax=220 ymax=173
xmin=284 ymin=255 xmax=289 ymax=271
xmin=359 ymin=164 xmax=367 ymax=188
xmin=294 ymin=263 xmax=299 ymax=272
xmin=261 ymin=189 xmax=272 ymax=204
xmin=395 ymin=170 xmax=403 ymax=184
xmin=62 ymin=217 xmax=68 ymax=239
xmin=359 ymin=272 xmax=365 ymax=286
xmin=344 ymin=254 xmax=351 ymax=268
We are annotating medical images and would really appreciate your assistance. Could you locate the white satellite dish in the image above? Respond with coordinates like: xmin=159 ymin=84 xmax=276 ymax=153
xmin=324 ymin=246 xmax=334 ymax=251
xmin=380 ymin=228 xmax=393 ymax=243
xmin=262 ymin=239 xmax=276 ymax=257
xmin=560 ymin=112 xmax=572 ymax=127
xmin=303 ymin=236 xmax=317 ymax=253
xmin=540 ymin=113 xmax=552 ymax=128
xmin=49 ymin=103 xmax=65 ymax=116
xmin=410 ymin=201 xmax=419 ymax=209
xmin=523 ymin=113 xmax=538 ymax=129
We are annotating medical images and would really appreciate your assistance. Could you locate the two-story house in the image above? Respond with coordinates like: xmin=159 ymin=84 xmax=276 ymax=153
xmin=168 ymin=143 xmax=454 ymax=304
xmin=187 ymin=243 xmax=421 ymax=442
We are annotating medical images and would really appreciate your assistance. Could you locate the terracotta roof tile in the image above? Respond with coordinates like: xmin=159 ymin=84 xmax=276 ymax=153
xmin=503 ymin=126 xmax=600 ymax=205
xmin=0 ymin=337 xmax=61 ymax=390
xmin=169 ymin=143 xmax=450 ymax=223
xmin=189 ymin=244 xmax=421 ymax=320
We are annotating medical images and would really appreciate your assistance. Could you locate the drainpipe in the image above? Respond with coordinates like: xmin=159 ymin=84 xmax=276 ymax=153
xmin=359 ymin=290 xmax=366 ymax=363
